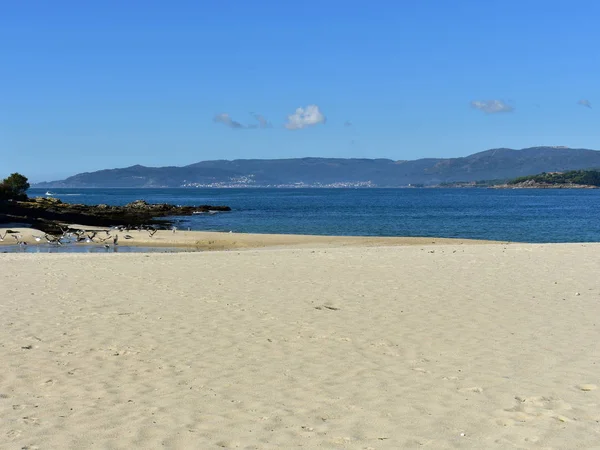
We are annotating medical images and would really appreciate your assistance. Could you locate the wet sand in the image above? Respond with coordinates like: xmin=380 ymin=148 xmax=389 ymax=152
xmin=0 ymin=226 xmax=502 ymax=251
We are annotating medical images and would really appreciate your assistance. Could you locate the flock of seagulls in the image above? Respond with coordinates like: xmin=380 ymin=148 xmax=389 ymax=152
xmin=0 ymin=230 xmax=27 ymax=246
xmin=0 ymin=224 xmax=176 ymax=251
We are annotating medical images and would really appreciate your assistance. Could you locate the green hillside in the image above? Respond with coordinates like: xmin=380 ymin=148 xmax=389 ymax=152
xmin=508 ymin=169 xmax=600 ymax=186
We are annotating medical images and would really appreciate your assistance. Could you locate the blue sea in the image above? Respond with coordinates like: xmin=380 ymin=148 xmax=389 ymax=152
xmin=26 ymin=187 xmax=600 ymax=243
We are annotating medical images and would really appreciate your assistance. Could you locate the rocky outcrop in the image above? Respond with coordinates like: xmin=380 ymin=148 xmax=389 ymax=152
xmin=493 ymin=180 xmax=598 ymax=189
xmin=0 ymin=197 xmax=231 ymax=233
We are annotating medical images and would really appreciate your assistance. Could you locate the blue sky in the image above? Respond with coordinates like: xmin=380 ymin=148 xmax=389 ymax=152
xmin=1 ymin=1 xmax=599 ymax=181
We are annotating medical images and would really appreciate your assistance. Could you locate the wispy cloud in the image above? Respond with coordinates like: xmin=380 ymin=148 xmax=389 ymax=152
xmin=250 ymin=113 xmax=271 ymax=128
xmin=285 ymin=105 xmax=326 ymax=130
xmin=344 ymin=120 xmax=353 ymax=127
xmin=214 ymin=112 xmax=271 ymax=129
xmin=213 ymin=113 xmax=244 ymax=129
xmin=578 ymin=99 xmax=592 ymax=109
xmin=470 ymin=100 xmax=514 ymax=114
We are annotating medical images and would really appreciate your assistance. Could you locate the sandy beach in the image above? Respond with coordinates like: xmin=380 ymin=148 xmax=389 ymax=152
xmin=2 ymin=239 xmax=600 ymax=449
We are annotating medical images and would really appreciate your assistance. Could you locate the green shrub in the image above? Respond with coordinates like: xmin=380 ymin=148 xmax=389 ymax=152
xmin=0 ymin=173 xmax=30 ymax=201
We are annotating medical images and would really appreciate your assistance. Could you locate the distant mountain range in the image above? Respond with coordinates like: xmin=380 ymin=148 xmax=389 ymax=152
xmin=34 ymin=147 xmax=600 ymax=188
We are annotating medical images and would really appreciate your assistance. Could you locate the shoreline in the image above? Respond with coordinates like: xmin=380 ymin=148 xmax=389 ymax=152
xmin=0 ymin=226 xmax=507 ymax=251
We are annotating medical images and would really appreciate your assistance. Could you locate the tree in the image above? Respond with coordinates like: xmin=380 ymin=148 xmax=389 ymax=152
xmin=0 ymin=173 xmax=30 ymax=201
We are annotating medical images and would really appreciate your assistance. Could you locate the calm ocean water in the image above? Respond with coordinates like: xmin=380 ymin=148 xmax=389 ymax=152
xmin=29 ymin=188 xmax=600 ymax=243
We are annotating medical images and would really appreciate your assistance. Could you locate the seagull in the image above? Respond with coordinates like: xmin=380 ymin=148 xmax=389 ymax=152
xmin=12 ymin=234 xmax=26 ymax=246
xmin=172 ymin=226 xmax=177 ymax=234
xmin=32 ymin=235 xmax=42 ymax=242
xmin=147 ymin=228 xmax=158 ymax=237
xmin=45 ymin=234 xmax=63 ymax=246
xmin=1 ymin=230 xmax=19 ymax=241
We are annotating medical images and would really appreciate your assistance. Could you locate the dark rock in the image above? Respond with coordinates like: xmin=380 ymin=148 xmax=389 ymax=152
xmin=35 ymin=196 xmax=62 ymax=204
xmin=0 ymin=197 xmax=232 ymax=234
xmin=126 ymin=200 xmax=150 ymax=208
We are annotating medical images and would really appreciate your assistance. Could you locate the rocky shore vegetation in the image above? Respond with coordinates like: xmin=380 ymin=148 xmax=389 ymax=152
xmin=0 ymin=173 xmax=231 ymax=234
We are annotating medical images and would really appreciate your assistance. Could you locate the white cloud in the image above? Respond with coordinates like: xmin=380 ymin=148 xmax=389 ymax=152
xmin=285 ymin=104 xmax=326 ymax=130
xmin=578 ymin=99 xmax=592 ymax=108
xmin=470 ymin=100 xmax=514 ymax=114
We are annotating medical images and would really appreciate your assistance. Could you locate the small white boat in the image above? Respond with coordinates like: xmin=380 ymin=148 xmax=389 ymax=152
xmin=45 ymin=191 xmax=54 ymax=196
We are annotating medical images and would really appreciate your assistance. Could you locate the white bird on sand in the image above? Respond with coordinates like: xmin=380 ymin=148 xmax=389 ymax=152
xmin=12 ymin=234 xmax=26 ymax=246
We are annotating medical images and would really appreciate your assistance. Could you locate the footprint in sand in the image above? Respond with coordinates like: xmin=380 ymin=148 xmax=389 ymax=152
xmin=314 ymin=305 xmax=340 ymax=311
xmin=21 ymin=416 xmax=40 ymax=426
xmin=459 ymin=386 xmax=483 ymax=393
xmin=6 ymin=429 xmax=22 ymax=439
xmin=501 ymin=395 xmax=573 ymax=425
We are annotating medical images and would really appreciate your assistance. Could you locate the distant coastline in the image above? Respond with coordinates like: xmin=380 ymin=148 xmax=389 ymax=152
xmin=33 ymin=147 xmax=600 ymax=189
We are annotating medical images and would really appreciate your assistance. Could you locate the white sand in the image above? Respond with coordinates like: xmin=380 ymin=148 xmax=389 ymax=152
xmin=1 ymin=243 xmax=600 ymax=449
